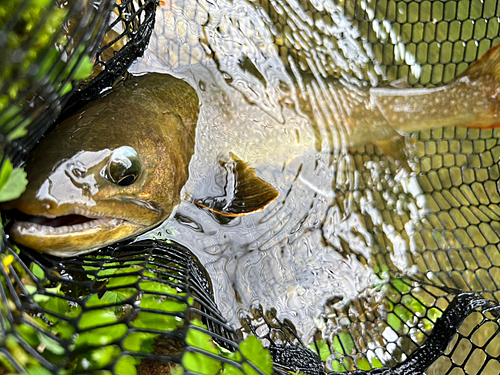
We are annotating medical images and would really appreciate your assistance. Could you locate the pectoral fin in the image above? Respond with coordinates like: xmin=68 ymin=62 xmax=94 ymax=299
xmin=194 ymin=153 xmax=279 ymax=217
xmin=374 ymin=133 xmax=411 ymax=171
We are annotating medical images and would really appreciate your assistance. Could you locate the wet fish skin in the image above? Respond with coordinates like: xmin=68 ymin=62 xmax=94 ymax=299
xmin=297 ymin=44 xmax=500 ymax=164
xmin=4 ymin=73 xmax=199 ymax=257
xmin=5 ymin=45 xmax=500 ymax=257
xmin=371 ymin=44 xmax=500 ymax=134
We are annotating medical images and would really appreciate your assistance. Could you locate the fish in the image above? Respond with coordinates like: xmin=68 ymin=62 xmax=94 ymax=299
xmin=4 ymin=44 xmax=500 ymax=257
xmin=3 ymin=73 xmax=200 ymax=257
xmin=294 ymin=43 xmax=500 ymax=165
xmin=3 ymin=73 xmax=279 ymax=257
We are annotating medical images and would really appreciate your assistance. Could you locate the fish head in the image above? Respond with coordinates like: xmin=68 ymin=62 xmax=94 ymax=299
xmin=4 ymin=75 xmax=197 ymax=256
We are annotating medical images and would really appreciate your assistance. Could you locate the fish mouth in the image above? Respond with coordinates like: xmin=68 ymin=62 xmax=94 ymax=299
xmin=11 ymin=213 xmax=123 ymax=236
xmin=6 ymin=202 xmax=161 ymax=257
xmin=7 ymin=210 xmax=139 ymax=257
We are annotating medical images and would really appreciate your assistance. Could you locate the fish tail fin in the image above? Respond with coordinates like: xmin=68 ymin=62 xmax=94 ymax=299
xmin=460 ymin=43 xmax=500 ymax=80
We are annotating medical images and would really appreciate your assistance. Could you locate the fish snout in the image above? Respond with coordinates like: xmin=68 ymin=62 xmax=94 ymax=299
xmin=6 ymin=194 xmax=59 ymax=218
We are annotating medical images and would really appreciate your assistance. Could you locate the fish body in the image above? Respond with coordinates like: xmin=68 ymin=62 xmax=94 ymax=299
xmin=5 ymin=45 xmax=500 ymax=257
xmin=372 ymin=44 xmax=500 ymax=133
xmin=299 ymin=44 xmax=500 ymax=162
xmin=4 ymin=73 xmax=199 ymax=256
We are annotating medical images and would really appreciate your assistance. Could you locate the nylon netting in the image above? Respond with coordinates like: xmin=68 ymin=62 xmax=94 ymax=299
xmin=2 ymin=0 xmax=500 ymax=374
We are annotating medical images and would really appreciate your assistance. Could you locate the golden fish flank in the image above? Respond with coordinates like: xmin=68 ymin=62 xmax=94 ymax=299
xmin=5 ymin=44 xmax=500 ymax=257
xmin=313 ymin=44 xmax=500 ymax=162
xmin=371 ymin=43 xmax=500 ymax=133
xmin=4 ymin=73 xmax=200 ymax=257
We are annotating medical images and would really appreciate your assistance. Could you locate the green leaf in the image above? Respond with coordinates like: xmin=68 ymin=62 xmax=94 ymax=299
xmin=85 ymin=290 xmax=136 ymax=309
xmin=422 ymin=318 xmax=435 ymax=331
xmin=370 ymin=357 xmax=383 ymax=369
xmin=27 ymin=365 xmax=54 ymax=375
xmin=41 ymin=294 xmax=70 ymax=318
xmin=30 ymin=263 xmax=46 ymax=280
xmin=139 ymin=280 xmax=181 ymax=294
xmin=428 ymin=308 xmax=442 ymax=323
xmin=79 ymin=308 xmax=118 ymax=329
xmin=308 ymin=339 xmax=330 ymax=362
xmin=87 ymin=345 xmax=121 ymax=368
xmin=59 ymin=82 xmax=72 ymax=96
xmin=0 ymin=158 xmax=12 ymax=189
xmin=114 ymin=355 xmax=137 ymax=375
xmin=221 ymin=364 xmax=244 ymax=375
xmin=402 ymin=295 xmax=425 ymax=314
xmin=183 ymin=351 xmax=222 ymax=375
xmin=49 ymin=319 xmax=75 ymax=341
xmin=183 ymin=321 xmax=222 ymax=375
xmin=5 ymin=335 xmax=31 ymax=367
xmin=140 ymin=293 xmax=187 ymax=313
xmin=75 ymin=325 xmax=128 ymax=348
xmin=331 ymin=360 xmax=347 ymax=373
xmin=395 ymin=305 xmax=414 ymax=324
xmin=107 ymin=274 xmax=140 ymax=287
xmin=392 ymin=278 xmax=411 ymax=294
xmin=105 ymin=288 xmax=137 ymax=303
xmin=82 ymin=264 xmax=100 ymax=272
xmin=7 ymin=118 xmax=30 ymax=141
xmin=186 ymin=321 xmax=219 ymax=353
xmin=25 ymin=285 xmax=37 ymax=295
xmin=16 ymin=324 xmax=40 ymax=347
xmin=356 ymin=359 xmax=372 ymax=371
xmin=171 ymin=365 xmax=185 ymax=375
xmin=73 ymin=55 xmax=94 ymax=80
xmin=0 ymin=103 xmax=22 ymax=130
xmin=0 ymin=157 xmax=27 ymax=202
xmin=37 ymin=332 xmax=65 ymax=355
xmin=130 ymin=311 xmax=184 ymax=332
xmin=122 ymin=332 xmax=157 ymax=353
xmin=333 ymin=333 xmax=354 ymax=355
xmin=239 ymin=336 xmax=272 ymax=375
xmin=387 ymin=313 xmax=401 ymax=331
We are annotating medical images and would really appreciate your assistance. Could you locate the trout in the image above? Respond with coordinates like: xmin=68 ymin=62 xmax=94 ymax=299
xmin=4 ymin=74 xmax=199 ymax=256
xmin=4 ymin=44 xmax=500 ymax=257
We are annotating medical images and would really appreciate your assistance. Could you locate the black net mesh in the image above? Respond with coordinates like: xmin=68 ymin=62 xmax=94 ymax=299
xmin=3 ymin=0 xmax=500 ymax=374
xmin=68 ymin=0 xmax=157 ymax=111
xmin=0 ymin=0 xmax=115 ymax=166
xmin=0 ymin=239 xmax=253 ymax=373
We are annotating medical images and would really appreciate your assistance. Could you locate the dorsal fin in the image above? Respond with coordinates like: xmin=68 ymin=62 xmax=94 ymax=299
xmin=194 ymin=153 xmax=279 ymax=217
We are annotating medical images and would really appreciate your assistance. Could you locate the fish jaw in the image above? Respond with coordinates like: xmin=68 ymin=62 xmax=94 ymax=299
xmin=9 ymin=216 xmax=149 ymax=257
xmin=6 ymin=195 xmax=166 ymax=257
xmin=2 ymin=144 xmax=168 ymax=256
xmin=4 ymin=165 xmax=167 ymax=256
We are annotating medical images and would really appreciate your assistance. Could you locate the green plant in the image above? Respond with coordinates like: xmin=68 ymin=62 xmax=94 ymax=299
xmin=0 ymin=156 xmax=27 ymax=202
xmin=0 ymin=0 xmax=95 ymax=141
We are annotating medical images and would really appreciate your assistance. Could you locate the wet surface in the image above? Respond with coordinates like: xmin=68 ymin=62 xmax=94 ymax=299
xmin=6 ymin=1 xmax=500 ymax=373
xmin=119 ymin=0 xmax=500 ymax=369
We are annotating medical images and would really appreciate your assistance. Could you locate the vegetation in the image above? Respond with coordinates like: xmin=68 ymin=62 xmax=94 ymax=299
xmin=0 ymin=0 xmax=94 ymax=141
xmin=0 ymin=249 xmax=275 ymax=374
xmin=0 ymin=156 xmax=27 ymax=202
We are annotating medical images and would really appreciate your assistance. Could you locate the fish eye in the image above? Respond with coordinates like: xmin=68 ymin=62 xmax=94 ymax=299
xmin=106 ymin=146 xmax=141 ymax=186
